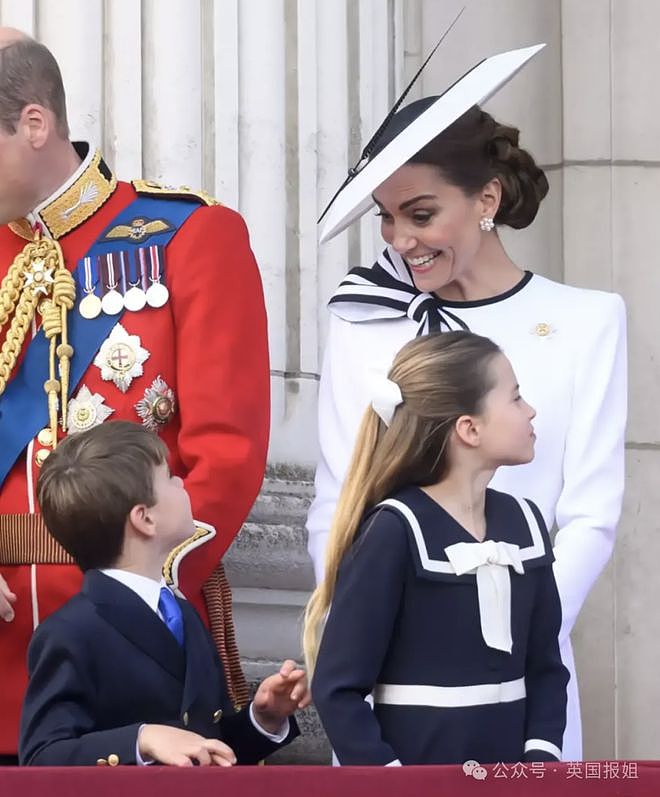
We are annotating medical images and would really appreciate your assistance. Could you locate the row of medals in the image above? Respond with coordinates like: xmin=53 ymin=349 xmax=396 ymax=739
xmin=79 ymin=281 xmax=169 ymax=319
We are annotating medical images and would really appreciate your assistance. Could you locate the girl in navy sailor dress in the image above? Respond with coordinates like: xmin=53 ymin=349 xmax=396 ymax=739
xmin=304 ymin=331 xmax=568 ymax=766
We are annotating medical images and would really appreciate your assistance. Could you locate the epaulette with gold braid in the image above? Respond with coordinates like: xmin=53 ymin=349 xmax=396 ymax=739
xmin=132 ymin=179 xmax=220 ymax=207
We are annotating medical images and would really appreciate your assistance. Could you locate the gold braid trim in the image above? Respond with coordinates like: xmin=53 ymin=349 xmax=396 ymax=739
xmin=40 ymin=250 xmax=76 ymax=436
xmin=0 ymin=286 xmax=40 ymax=395
xmin=132 ymin=179 xmax=221 ymax=207
xmin=162 ymin=525 xmax=214 ymax=585
xmin=0 ymin=236 xmax=75 ymax=449
xmin=40 ymin=150 xmax=117 ymax=239
xmin=0 ymin=245 xmax=38 ymax=395
xmin=0 ymin=248 xmax=26 ymax=325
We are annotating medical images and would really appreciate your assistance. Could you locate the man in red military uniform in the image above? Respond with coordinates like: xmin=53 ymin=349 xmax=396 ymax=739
xmin=0 ymin=30 xmax=269 ymax=762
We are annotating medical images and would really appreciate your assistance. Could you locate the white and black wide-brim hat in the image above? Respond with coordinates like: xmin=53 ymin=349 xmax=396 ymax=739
xmin=318 ymin=42 xmax=545 ymax=244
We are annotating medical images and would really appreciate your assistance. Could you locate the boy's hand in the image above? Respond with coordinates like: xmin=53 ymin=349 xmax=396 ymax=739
xmin=0 ymin=573 xmax=16 ymax=622
xmin=252 ymin=659 xmax=311 ymax=734
xmin=138 ymin=724 xmax=236 ymax=767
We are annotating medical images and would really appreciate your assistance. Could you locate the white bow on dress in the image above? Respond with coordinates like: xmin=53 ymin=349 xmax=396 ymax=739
xmin=444 ymin=539 xmax=524 ymax=653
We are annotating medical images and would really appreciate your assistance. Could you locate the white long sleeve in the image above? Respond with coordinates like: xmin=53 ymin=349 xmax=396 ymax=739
xmin=551 ymin=293 xmax=627 ymax=642
xmin=306 ymin=313 xmax=402 ymax=583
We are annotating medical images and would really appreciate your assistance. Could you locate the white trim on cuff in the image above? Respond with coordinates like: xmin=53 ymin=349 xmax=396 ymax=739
xmin=249 ymin=702 xmax=290 ymax=743
xmin=524 ymin=738 xmax=562 ymax=760
xmin=136 ymin=724 xmax=154 ymax=765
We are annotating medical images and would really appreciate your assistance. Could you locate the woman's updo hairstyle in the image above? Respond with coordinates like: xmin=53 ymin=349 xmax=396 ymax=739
xmin=375 ymin=100 xmax=548 ymax=229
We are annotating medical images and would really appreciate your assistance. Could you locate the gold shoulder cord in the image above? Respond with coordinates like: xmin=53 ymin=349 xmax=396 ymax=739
xmin=0 ymin=232 xmax=76 ymax=451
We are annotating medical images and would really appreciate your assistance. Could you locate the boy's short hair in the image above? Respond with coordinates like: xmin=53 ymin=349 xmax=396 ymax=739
xmin=36 ymin=421 xmax=169 ymax=571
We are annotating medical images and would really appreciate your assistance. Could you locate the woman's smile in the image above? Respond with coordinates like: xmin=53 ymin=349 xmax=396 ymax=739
xmin=406 ymin=250 xmax=442 ymax=270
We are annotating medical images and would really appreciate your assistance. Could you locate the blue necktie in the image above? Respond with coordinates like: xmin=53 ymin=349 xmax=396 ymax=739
xmin=158 ymin=586 xmax=185 ymax=647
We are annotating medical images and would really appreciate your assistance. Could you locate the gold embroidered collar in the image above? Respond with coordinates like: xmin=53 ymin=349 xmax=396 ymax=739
xmin=8 ymin=142 xmax=117 ymax=241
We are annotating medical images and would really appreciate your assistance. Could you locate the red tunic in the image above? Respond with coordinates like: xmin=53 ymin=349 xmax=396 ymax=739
xmin=0 ymin=162 xmax=270 ymax=754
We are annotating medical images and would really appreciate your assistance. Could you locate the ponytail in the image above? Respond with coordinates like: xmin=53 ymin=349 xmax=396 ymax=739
xmin=303 ymin=330 xmax=502 ymax=674
xmin=303 ymin=406 xmax=381 ymax=674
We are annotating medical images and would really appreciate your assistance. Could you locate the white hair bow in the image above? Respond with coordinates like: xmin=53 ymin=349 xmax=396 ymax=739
xmin=370 ymin=374 xmax=403 ymax=427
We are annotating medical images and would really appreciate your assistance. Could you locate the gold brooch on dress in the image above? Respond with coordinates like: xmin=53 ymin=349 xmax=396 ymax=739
xmin=530 ymin=322 xmax=556 ymax=338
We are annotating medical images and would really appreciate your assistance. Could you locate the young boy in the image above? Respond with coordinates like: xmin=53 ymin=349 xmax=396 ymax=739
xmin=19 ymin=421 xmax=308 ymax=767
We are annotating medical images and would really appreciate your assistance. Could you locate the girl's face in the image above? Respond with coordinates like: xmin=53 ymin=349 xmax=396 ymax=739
xmin=470 ymin=353 xmax=536 ymax=468
xmin=373 ymin=163 xmax=499 ymax=295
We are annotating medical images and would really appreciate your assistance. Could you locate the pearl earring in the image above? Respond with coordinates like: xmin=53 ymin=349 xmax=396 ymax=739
xmin=479 ymin=217 xmax=495 ymax=232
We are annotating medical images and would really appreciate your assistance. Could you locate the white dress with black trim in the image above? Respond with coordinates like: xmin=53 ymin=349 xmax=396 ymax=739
xmin=307 ymin=246 xmax=627 ymax=760
xmin=312 ymin=487 xmax=569 ymax=766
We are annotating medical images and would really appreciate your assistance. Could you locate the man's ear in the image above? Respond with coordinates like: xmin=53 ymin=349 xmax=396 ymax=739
xmin=19 ymin=103 xmax=51 ymax=149
xmin=454 ymin=414 xmax=481 ymax=449
xmin=127 ymin=503 xmax=157 ymax=540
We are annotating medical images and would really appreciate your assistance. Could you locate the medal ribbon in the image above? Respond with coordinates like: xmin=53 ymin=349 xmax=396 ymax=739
xmin=77 ymin=256 xmax=99 ymax=296
xmin=118 ymin=251 xmax=129 ymax=294
xmin=137 ymin=248 xmax=149 ymax=288
xmin=148 ymin=245 xmax=165 ymax=285
xmin=104 ymin=253 xmax=119 ymax=291
xmin=126 ymin=250 xmax=146 ymax=289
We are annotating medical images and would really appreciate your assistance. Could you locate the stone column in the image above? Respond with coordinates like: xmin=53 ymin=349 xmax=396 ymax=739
xmin=565 ymin=0 xmax=660 ymax=760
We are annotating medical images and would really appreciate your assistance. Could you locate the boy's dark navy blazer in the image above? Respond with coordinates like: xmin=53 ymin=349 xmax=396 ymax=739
xmin=19 ymin=570 xmax=299 ymax=766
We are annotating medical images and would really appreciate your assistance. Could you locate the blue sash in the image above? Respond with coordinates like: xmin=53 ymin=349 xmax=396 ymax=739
xmin=0 ymin=196 xmax=199 ymax=485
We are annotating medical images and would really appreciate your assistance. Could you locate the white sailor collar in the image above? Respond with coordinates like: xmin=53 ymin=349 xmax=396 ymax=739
xmin=372 ymin=486 xmax=553 ymax=584
xmin=367 ymin=487 xmax=553 ymax=653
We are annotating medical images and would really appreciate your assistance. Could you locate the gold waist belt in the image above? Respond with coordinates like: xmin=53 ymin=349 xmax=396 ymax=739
xmin=0 ymin=514 xmax=74 ymax=565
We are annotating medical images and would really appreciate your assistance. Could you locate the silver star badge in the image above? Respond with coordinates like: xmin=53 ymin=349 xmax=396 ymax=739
xmin=135 ymin=375 xmax=177 ymax=432
xmin=23 ymin=258 xmax=55 ymax=296
xmin=93 ymin=323 xmax=150 ymax=393
xmin=67 ymin=385 xmax=114 ymax=433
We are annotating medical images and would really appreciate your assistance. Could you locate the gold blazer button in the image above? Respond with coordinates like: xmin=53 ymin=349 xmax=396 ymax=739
xmin=108 ymin=753 xmax=120 ymax=766
xmin=212 ymin=709 xmax=223 ymax=723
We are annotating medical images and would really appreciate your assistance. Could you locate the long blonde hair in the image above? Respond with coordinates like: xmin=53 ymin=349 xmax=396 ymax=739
xmin=303 ymin=330 xmax=501 ymax=672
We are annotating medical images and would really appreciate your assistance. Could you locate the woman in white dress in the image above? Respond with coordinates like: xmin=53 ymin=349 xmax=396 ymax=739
xmin=307 ymin=53 xmax=627 ymax=761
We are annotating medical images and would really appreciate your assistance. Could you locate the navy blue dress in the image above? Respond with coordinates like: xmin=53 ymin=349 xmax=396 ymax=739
xmin=312 ymin=487 xmax=568 ymax=766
